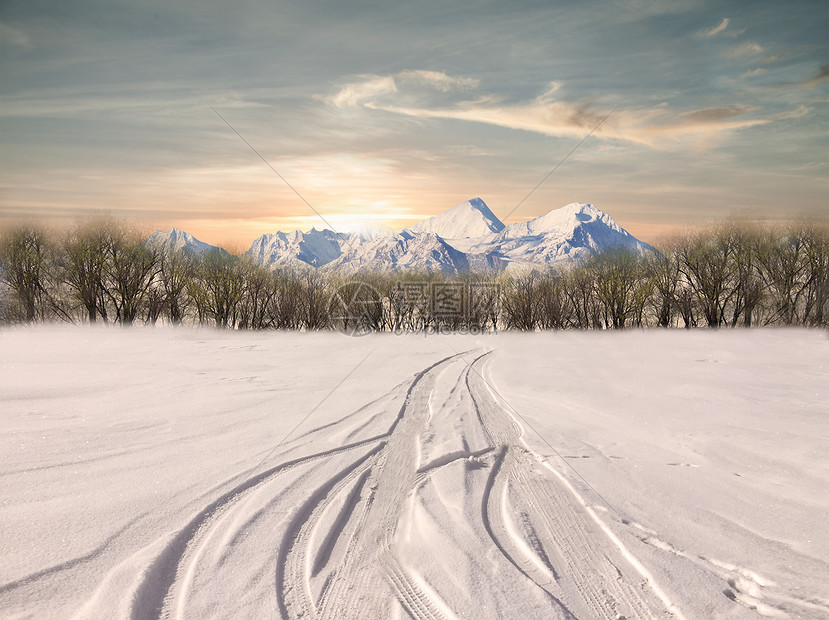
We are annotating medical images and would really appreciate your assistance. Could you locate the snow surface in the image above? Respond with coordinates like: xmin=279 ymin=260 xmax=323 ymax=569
xmin=2 ymin=327 xmax=826 ymax=619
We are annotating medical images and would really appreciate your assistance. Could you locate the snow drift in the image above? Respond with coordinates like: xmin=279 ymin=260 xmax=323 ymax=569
xmin=1 ymin=327 xmax=826 ymax=619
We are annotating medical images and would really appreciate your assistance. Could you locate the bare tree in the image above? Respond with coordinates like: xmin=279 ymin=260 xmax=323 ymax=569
xmin=188 ymin=250 xmax=245 ymax=328
xmin=2 ymin=214 xmax=827 ymax=332
xmin=0 ymin=223 xmax=51 ymax=322
xmin=756 ymin=226 xmax=807 ymax=325
xmin=647 ymin=247 xmax=681 ymax=327
xmin=158 ymin=249 xmax=192 ymax=324
xmin=501 ymin=272 xmax=540 ymax=330
xmin=326 ymin=274 xmax=384 ymax=334
xmin=237 ymin=261 xmax=303 ymax=330
xmin=674 ymin=282 xmax=698 ymax=329
xmin=723 ymin=222 xmax=762 ymax=327
xmin=591 ymin=250 xmax=652 ymax=329
xmin=535 ymin=271 xmax=571 ymax=329
xmin=563 ymin=265 xmax=600 ymax=329
xmin=676 ymin=227 xmax=737 ymax=328
xmin=465 ymin=272 xmax=501 ymax=331
xmin=801 ymin=223 xmax=829 ymax=326
xmin=59 ymin=221 xmax=112 ymax=323
xmin=101 ymin=225 xmax=160 ymax=325
xmin=302 ymin=270 xmax=329 ymax=330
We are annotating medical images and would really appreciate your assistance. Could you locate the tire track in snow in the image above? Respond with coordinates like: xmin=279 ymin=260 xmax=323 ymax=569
xmin=275 ymin=352 xmax=470 ymax=620
xmin=277 ymin=446 xmax=382 ymax=619
xmin=130 ymin=354 xmax=466 ymax=619
xmin=129 ymin=433 xmax=390 ymax=620
xmin=479 ymin=445 xmax=575 ymax=615
xmin=319 ymin=353 xmax=473 ymax=620
xmin=124 ymin=349 xmax=679 ymax=620
xmin=472 ymin=353 xmax=683 ymax=620
xmin=385 ymin=559 xmax=457 ymax=620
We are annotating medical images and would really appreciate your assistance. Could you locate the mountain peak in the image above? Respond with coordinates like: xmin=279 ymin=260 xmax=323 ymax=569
xmin=147 ymin=198 xmax=653 ymax=273
xmin=145 ymin=228 xmax=219 ymax=256
xmin=502 ymin=202 xmax=625 ymax=238
xmin=494 ymin=202 xmax=653 ymax=270
xmin=408 ymin=198 xmax=505 ymax=239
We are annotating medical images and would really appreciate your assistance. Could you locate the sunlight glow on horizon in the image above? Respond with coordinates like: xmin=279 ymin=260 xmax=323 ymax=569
xmin=2 ymin=2 xmax=826 ymax=246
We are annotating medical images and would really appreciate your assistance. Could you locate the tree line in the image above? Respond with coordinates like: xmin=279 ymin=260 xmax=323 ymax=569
xmin=0 ymin=218 xmax=826 ymax=331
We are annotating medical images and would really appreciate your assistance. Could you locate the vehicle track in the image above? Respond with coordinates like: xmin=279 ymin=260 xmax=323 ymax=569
xmin=131 ymin=435 xmax=388 ymax=620
xmin=125 ymin=349 xmax=679 ymax=620
xmin=467 ymin=353 xmax=666 ymax=619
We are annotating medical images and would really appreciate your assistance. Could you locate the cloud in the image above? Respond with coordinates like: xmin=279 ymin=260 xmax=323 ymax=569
xmin=777 ymin=105 xmax=811 ymax=119
xmin=648 ymin=106 xmax=768 ymax=146
xmin=347 ymin=78 xmax=769 ymax=148
xmin=773 ymin=64 xmax=829 ymax=87
xmin=803 ymin=64 xmax=829 ymax=85
xmin=325 ymin=75 xmax=398 ymax=108
xmin=742 ymin=67 xmax=766 ymax=78
xmin=398 ymin=70 xmax=479 ymax=92
xmin=678 ymin=104 xmax=756 ymax=123
xmin=0 ymin=22 xmax=31 ymax=50
xmin=704 ymin=18 xmax=729 ymax=37
xmin=727 ymin=41 xmax=764 ymax=58
xmin=323 ymin=70 xmax=479 ymax=108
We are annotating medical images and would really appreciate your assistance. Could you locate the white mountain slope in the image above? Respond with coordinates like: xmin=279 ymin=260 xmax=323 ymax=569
xmin=144 ymin=228 xmax=223 ymax=256
xmin=245 ymin=228 xmax=345 ymax=269
xmin=147 ymin=199 xmax=653 ymax=272
xmin=491 ymin=202 xmax=656 ymax=269
xmin=408 ymin=197 xmax=505 ymax=239
xmin=322 ymin=230 xmax=473 ymax=274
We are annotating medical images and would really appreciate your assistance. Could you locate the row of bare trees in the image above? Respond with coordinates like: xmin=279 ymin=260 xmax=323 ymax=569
xmin=500 ymin=220 xmax=828 ymax=330
xmin=1 ymin=219 xmax=826 ymax=330
xmin=0 ymin=221 xmax=331 ymax=329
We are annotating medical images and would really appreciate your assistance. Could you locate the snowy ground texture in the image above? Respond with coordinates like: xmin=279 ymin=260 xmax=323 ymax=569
xmin=1 ymin=327 xmax=827 ymax=619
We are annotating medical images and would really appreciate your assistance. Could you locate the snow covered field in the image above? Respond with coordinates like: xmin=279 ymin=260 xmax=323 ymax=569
xmin=1 ymin=327 xmax=827 ymax=619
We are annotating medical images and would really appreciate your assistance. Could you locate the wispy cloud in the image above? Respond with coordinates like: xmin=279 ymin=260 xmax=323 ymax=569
xmin=777 ymin=105 xmax=811 ymax=119
xmin=742 ymin=67 xmax=767 ymax=78
xmin=325 ymin=75 xmax=398 ymax=108
xmin=727 ymin=41 xmax=764 ymax=58
xmin=803 ymin=64 xmax=829 ymax=85
xmin=704 ymin=18 xmax=730 ymax=37
xmin=677 ymin=104 xmax=756 ymax=123
xmin=0 ymin=22 xmax=30 ymax=50
xmin=323 ymin=70 xmax=479 ymax=108
xmin=398 ymin=70 xmax=479 ymax=92
xmin=1 ymin=1 xmax=824 ymax=239
xmin=773 ymin=64 xmax=829 ymax=87
xmin=323 ymin=73 xmax=769 ymax=149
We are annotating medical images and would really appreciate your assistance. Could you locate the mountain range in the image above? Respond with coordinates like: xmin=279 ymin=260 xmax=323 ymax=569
xmin=146 ymin=198 xmax=654 ymax=273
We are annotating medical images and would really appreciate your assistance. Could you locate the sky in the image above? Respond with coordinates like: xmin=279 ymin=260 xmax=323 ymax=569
xmin=1 ymin=0 xmax=827 ymax=246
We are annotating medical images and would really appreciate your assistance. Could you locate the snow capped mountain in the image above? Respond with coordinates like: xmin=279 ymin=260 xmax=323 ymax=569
xmin=146 ymin=199 xmax=653 ymax=273
xmin=245 ymin=228 xmax=344 ymax=269
xmin=323 ymin=230 xmax=473 ymax=274
xmin=493 ymin=202 xmax=655 ymax=269
xmin=500 ymin=202 xmax=617 ymax=238
xmin=145 ymin=228 xmax=223 ymax=256
xmin=408 ymin=197 xmax=505 ymax=239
